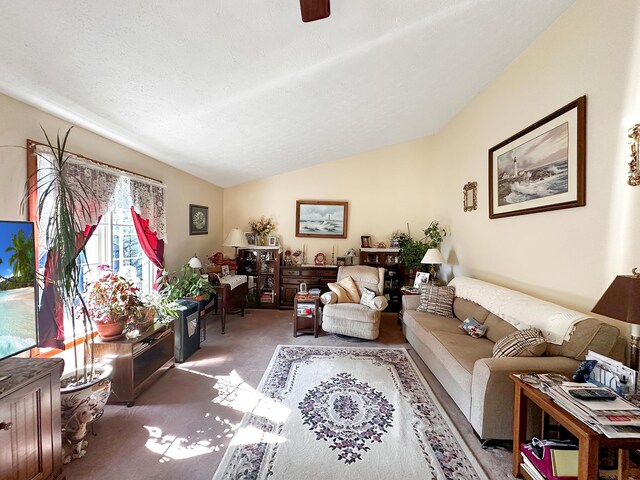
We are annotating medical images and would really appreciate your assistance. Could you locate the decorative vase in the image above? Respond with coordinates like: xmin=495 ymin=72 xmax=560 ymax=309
xmin=257 ymin=234 xmax=266 ymax=246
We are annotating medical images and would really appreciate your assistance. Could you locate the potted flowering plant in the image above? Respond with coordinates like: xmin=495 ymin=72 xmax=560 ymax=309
xmin=249 ymin=217 xmax=275 ymax=245
xmin=87 ymin=265 xmax=143 ymax=338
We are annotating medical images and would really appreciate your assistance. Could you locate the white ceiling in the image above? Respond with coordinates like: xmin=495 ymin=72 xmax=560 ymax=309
xmin=0 ymin=0 xmax=574 ymax=187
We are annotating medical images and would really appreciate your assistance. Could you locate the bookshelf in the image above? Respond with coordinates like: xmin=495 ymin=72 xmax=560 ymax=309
xmin=237 ymin=246 xmax=281 ymax=309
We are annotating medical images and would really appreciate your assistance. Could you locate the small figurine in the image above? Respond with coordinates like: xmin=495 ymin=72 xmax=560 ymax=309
xmin=62 ymin=405 xmax=93 ymax=464
xmin=376 ymin=241 xmax=387 ymax=248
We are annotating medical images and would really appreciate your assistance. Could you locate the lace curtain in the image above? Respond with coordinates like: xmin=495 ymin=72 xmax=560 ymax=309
xmin=35 ymin=145 xmax=167 ymax=242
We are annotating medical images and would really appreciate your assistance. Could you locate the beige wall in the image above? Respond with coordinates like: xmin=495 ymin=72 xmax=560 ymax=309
xmin=429 ymin=0 xmax=640 ymax=331
xmin=0 ymin=93 xmax=224 ymax=273
xmin=225 ymin=0 xmax=640 ymax=337
xmin=223 ymin=136 xmax=437 ymax=259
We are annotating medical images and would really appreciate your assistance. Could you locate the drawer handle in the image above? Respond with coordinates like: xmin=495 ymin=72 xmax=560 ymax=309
xmin=0 ymin=422 xmax=12 ymax=431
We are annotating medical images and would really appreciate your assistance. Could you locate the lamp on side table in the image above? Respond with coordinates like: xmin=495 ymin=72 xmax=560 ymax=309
xmin=592 ymin=270 xmax=640 ymax=370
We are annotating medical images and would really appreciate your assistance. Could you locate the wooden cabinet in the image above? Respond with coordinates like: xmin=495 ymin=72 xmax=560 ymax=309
xmin=237 ymin=247 xmax=281 ymax=308
xmin=280 ymin=265 xmax=338 ymax=309
xmin=94 ymin=323 xmax=174 ymax=407
xmin=359 ymin=248 xmax=404 ymax=311
xmin=0 ymin=358 xmax=65 ymax=480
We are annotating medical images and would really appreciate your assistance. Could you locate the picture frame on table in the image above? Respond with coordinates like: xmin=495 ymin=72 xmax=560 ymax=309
xmin=221 ymin=265 xmax=230 ymax=277
xmin=295 ymin=200 xmax=348 ymax=238
xmin=189 ymin=204 xmax=209 ymax=235
xmin=361 ymin=235 xmax=371 ymax=248
xmin=244 ymin=232 xmax=256 ymax=245
xmin=489 ymin=96 xmax=586 ymax=219
xmin=413 ymin=272 xmax=430 ymax=288
xmin=268 ymin=235 xmax=278 ymax=246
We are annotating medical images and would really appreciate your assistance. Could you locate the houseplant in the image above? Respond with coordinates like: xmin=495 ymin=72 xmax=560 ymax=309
xmin=24 ymin=127 xmax=112 ymax=440
xmin=398 ymin=221 xmax=447 ymax=274
xmin=160 ymin=263 xmax=215 ymax=306
xmin=86 ymin=265 xmax=144 ymax=338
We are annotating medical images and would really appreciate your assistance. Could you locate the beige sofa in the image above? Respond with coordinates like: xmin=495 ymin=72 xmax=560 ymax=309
xmin=402 ymin=276 xmax=624 ymax=440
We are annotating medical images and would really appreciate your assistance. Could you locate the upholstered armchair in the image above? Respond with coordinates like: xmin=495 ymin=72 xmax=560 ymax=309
xmin=321 ymin=266 xmax=388 ymax=340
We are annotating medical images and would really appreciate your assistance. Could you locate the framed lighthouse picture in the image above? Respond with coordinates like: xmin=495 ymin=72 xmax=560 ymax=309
xmin=489 ymin=96 xmax=586 ymax=219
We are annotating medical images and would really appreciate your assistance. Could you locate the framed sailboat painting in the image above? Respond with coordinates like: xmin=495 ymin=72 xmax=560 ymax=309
xmin=296 ymin=200 xmax=348 ymax=238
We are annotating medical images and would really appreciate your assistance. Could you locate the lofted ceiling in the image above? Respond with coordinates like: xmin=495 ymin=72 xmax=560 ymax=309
xmin=0 ymin=0 xmax=574 ymax=187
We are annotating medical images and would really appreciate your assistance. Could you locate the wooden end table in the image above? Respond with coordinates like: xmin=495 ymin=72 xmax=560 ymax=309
xmin=511 ymin=374 xmax=640 ymax=480
xmin=293 ymin=292 xmax=321 ymax=337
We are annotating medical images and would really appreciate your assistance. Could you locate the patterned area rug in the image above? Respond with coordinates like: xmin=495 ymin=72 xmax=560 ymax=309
xmin=212 ymin=346 xmax=488 ymax=480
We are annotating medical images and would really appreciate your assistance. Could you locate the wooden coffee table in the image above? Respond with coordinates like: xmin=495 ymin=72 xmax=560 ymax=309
xmin=512 ymin=374 xmax=640 ymax=480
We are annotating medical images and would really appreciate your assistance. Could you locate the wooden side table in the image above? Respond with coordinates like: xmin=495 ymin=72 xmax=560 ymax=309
xmin=293 ymin=292 xmax=321 ymax=337
xmin=511 ymin=374 xmax=640 ymax=480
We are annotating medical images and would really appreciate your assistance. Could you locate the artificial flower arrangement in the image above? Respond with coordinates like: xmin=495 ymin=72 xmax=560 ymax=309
xmin=249 ymin=217 xmax=275 ymax=236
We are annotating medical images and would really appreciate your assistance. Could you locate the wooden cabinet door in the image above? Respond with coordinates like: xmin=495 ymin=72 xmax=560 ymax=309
xmin=0 ymin=375 xmax=54 ymax=480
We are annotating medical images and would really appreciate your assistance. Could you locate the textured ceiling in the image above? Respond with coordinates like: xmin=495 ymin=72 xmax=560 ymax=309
xmin=0 ymin=0 xmax=574 ymax=187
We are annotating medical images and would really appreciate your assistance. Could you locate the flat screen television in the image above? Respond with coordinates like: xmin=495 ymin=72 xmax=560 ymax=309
xmin=0 ymin=220 xmax=38 ymax=361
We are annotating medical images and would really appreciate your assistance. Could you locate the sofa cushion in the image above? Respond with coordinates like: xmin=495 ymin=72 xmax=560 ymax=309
xmin=431 ymin=330 xmax=495 ymax=374
xmin=328 ymin=276 xmax=361 ymax=303
xmin=417 ymin=284 xmax=455 ymax=317
xmin=493 ymin=329 xmax=547 ymax=358
xmin=402 ymin=309 xmax=464 ymax=335
xmin=484 ymin=313 xmax=518 ymax=343
xmin=453 ymin=298 xmax=491 ymax=323
xmin=546 ymin=318 xmax=620 ymax=360
xmin=460 ymin=316 xmax=487 ymax=338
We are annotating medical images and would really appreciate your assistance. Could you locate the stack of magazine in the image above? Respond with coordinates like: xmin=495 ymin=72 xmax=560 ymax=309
xmin=530 ymin=373 xmax=640 ymax=438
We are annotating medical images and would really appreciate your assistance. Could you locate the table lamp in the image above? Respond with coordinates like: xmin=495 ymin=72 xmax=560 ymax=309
xmin=188 ymin=254 xmax=202 ymax=269
xmin=591 ymin=270 xmax=640 ymax=369
xmin=223 ymin=228 xmax=248 ymax=258
xmin=421 ymin=248 xmax=445 ymax=283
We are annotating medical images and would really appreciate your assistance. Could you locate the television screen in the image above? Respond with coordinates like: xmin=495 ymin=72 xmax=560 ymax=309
xmin=0 ymin=220 xmax=38 ymax=360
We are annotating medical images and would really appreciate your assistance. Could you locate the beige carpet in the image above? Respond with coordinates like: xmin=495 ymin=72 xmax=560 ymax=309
xmin=62 ymin=309 xmax=514 ymax=480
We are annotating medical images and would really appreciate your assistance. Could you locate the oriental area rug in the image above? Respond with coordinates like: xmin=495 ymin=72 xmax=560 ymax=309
xmin=212 ymin=346 xmax=488 ymax=480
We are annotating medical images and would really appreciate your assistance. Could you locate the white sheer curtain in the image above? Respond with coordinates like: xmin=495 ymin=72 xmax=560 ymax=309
xmin=35 ymin=145 xmax=167 ymax=242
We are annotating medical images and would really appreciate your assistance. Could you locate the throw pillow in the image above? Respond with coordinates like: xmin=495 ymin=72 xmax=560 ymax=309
xmin=327 ymin=276 xmax=361 ymax=303
xmin=460 ymin=316 xmax=487 ymax=338
xmin=492 ymin=328 xmax=547 ymax=358
xmin=416 ymin=284 xmax=455 ymax=317
xmin=360 ymin=287 xmax=376 ymax=307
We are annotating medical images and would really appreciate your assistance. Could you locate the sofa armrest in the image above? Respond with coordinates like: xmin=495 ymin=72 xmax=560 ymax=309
xmin=370 ymin=295 xmax=388 ymax=312
xmin=402 ymin=294 xmax=421 ymax=311
xmin=321 ymin=292 xmax=338 ymax=305
xmin=470 ymin=356 xmax=579 ymax=440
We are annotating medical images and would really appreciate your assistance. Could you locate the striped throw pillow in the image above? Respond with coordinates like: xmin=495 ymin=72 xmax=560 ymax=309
xmin=416 ymin=284 xmax=455 ymax=317
xmin=492 ymin=329 xmax=547 ymax=358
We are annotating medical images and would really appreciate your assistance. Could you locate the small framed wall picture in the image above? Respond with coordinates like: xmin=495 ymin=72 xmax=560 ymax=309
xmin=361 ymin=235 xmax=371 ymax=248
xmin=268 ymin=235 xmax=278 ymax=246
xmin=189 ymin=204 xmax=209 ymax=235
xmin=413 ymin=272 xmax=430 ymax=288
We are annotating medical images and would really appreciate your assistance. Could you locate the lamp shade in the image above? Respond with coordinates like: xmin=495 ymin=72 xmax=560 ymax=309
xmin=223 ymin=228 xmax=248 ymax=248
xmin=592 ymin=275 xmax=640 ymax=325
xmin=421 ymin=248 xmax=445 ymax=265
xmin=188 ymin=254 xmax=202 ymax=269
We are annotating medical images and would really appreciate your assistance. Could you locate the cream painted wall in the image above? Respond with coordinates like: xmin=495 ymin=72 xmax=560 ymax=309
xmin=429 ymin=0 xmax=640 ymax=332
xmin=224 ymin=0 xmax=640 ymax=339
xmin=0 ymin=93 xmax=223 ymax=273
xmin=223 ymin=136 xmax=438 ymax=260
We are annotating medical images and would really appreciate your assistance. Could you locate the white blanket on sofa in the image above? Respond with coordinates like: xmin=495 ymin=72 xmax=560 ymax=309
xmin=448 ymin=276 xmax=589 ymax=345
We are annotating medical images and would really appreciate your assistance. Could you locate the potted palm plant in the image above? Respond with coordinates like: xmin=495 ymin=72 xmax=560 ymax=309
xmin=24 ymin=127 xmax=112 ymax=436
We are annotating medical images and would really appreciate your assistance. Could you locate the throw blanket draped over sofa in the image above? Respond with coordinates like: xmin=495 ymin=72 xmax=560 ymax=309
xmin=402 ymin=276 xmax=624 ymax=440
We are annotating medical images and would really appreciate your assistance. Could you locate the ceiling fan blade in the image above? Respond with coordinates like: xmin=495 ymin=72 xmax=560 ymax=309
xmin=300 ymin=0 xmax=330 ymax=22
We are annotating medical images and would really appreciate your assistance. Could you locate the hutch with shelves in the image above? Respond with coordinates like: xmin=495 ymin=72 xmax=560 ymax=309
xmin=359 ymin=247 xmax=404 ymax=311
xmin=237 ymin=246 xmax=281 ymax=308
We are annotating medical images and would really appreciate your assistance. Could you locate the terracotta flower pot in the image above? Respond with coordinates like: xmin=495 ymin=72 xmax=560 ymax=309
xmin=94 ymin=314 xmax=125 ymax=338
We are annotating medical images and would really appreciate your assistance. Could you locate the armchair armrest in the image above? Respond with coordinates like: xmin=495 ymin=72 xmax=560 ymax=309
xmin=370 ymin=295 xmax=388 ymax=312
xmin=321 ymin=292 xmax=338 ymax=305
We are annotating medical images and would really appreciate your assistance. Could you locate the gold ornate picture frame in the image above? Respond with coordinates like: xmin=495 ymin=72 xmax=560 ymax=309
xmin=463 ymin=181 xmax=477 ymax=212
xmin=629 ymin=123 xmax=640 ymax=186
